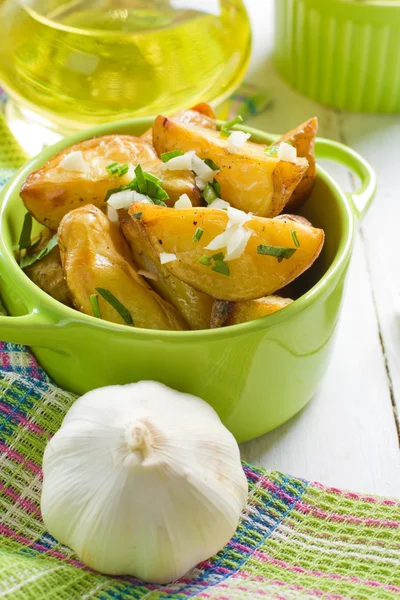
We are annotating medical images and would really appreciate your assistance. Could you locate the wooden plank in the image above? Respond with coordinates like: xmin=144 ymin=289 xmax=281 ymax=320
xmin=240 ymin=0 xmax=400 ymax=495
xmin=337 ymin=112 xmax=400 ymax=440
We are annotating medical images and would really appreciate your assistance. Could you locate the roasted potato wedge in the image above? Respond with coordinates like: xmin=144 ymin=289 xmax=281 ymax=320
xmin=152 ymin=116 xmax=309 ymax=217
xmin=21 ymin=136 xmax=156 ymax=229
xmin=129 ymin=203 xmax=324 ymax=301
xmin=143 ymin=159 xmax=202 ymax=206
xmin=274 ymin=117 xmax=318 ymax=209
xmin=21 ymin=135 xmax=200 ymax=229
xmin=141 ymin=102 xmax=216 ymax=144
xmin=58 ymin=205 xmax=187 ymax=330
xmin=173 ymin=105 xmax=216 ymax=130
xmin=119 ymin=210 xmax=213 ymax=330
xmin=211 ymin=296 xmax=293 ymax=328
xmin=190 ymin=102 xmax=216 ymax=120
xmin=24 ymin=228 xmax=72 ymax=306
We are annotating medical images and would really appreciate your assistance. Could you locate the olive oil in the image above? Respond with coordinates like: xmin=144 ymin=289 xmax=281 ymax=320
xmin=0 ymin=0 xmax=251 ymax=132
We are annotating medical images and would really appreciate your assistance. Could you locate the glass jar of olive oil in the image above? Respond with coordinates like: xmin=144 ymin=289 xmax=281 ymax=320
xmin=0 ymin=0 xmax=251 ymax=154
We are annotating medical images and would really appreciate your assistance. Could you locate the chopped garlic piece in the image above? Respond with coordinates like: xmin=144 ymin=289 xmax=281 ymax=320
xmin=107 ymin=190 xmax=150 ymax=210
xmin=160 ymin=252 xmax=177 ymax=264
xmin=206 ymin=203 xmax=253 ymax=260
xmin=59 ymin=150 xmax=90 ymax=174
xmin=163 ymin=151 xmax=195 ymax=171
xmin=210 ymin=199 xmax=230 ymax=210
xmin=164 ymin=150 xmax=218 ymax=189
xmin=107 ymin=190 xmax=135 ymax=210
xmin=174 ymin=194 xmax=192 ymax=209
xmin=295 ymin=155 xmax=309 ymax=167
xmin=137 ymin=269 xmax=158 ymax=281
xmin=277 ymin=141 xmax=297 ymax=163
xmin=132 ymin=191 xmax=153 ymax=204
xmin=195 ymin=176 xmax=207 ymax=191
xmin=205 ymin=229 xmax=231 ymax=251
xmin=226 ymin=206 xmax=252 ymax=229
xmin=227 ymin=131 xmax=251 ymax=153
xmin=225 ymin=227 xmax=252 ymax=261
xmin=191 ymin=155 xmax=216 ymax=182
xmin=107 ymin=205 xmax=119 ymax=223
xmin=277 ymin=142 xmax=309 ymax=167
xmin=205 ymin=224 xmax=252 ymax=260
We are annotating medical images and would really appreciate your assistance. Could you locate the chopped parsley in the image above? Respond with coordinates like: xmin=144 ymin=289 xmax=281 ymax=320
xmin=220 ymin=114 xmax=244 ymax=137
xmin=212 ymin=179 xmax=221 ymax=197
xmin=202 ymin=177 xmax=221 ymax=204
xmin=19 ymin=213 xmax=33 ymax=250
xmin=265 ymin=146 xmax=278 ymax=157
xmin=143 ymin=171 xmax=162 ymax=185
xmin=212 ymin=260 xmax=230 ymax=276
xmin=134 ymin=163 xmax=147 ymax=194
xmin=203 ymin=183 xmax=218 ymax=205
xmin=291 ymin=230 xmax=300 ymax=248
xmin=204 ymin=158 xmax=220 ymax=171
xmin=96 ymin=288 xmax=133 ymax=325
xmin=105 ymin=163 xmax=169 ymax=206
xmin=90 ymin=294 xmax=101 ymax=319
xmin=193 ymin=227 xmax=204 ymax=242
xmin=257 ymin=244 xmax=297 ymax=262
xmin=20 ymin=234 xmax=58 ymax=269
xmin=161 ymin=150 xmax=184 ymax=162
xmin=151 ymin=196 xmax=169 ymax=207
xmin=199 ymin=252 xmax=230 ymax=276
xmin=132 ymin=212 xmax=142 ymax=220
xmin=106 ymin=162 xmax=129 ymax=177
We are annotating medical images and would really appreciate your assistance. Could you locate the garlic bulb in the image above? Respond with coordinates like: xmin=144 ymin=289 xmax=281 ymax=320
xmin=41 ymin=381 xmax=248 ymax=584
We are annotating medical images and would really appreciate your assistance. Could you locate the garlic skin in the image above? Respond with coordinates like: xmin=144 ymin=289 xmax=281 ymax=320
xmin=41 ymin=381 xmax=248 ymax=584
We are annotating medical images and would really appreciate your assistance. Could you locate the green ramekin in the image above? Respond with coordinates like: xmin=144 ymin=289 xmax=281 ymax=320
xmin=274 ymin=0 xmax=400 ymax=113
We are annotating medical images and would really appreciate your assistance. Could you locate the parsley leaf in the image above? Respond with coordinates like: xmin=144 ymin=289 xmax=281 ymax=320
xmin=257 ymin=244 xmax=297 ymax=262
xmin=96 ymin=288 xmax=133 ymax=325
xmin=20 ymin=234 xmax=58 ymax=269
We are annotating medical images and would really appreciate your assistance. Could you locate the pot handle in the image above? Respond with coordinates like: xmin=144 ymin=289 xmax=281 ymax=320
xmin=0 ymin=308 xmax=56 ymax=346
xmin=314 ymin=138 xmax=376 ymax=223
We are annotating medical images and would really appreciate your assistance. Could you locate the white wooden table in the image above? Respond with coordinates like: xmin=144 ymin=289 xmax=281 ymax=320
xmin=240 ymin=0 xmax=400 ymax=497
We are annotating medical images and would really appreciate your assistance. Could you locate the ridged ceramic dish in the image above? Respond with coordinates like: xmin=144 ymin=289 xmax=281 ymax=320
xmin=274 ymin=0 xmax=400 ymax=113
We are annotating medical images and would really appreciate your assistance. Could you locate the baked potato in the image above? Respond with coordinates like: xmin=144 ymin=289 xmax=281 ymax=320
xmin=152 ymin=116 xmax=309 ymax=217
xmin=141 ymin=102 xmax=216 ymax=144
xmin=274 ymin=117 xmax=318 ymax=209
xmin=119 ymin=210 xmax=213 ymax=330
xmin=58 ymin=205 xmax=187 ymax=330
xmin=129 ymin=203 xmax=324 ymax=301
xmin=21 ymin=135 xmax=200 ymax=229
xmin=23 ymin=228 xmax=72 ymax=306
xmin=211 ymin=296 xmax=293 ymax=328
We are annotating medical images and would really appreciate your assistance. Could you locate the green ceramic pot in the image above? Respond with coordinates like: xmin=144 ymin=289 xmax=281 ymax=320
xmin=0 ymin=119 xmax=376 ymax=442
xmin=274 ymin=0 xmax=400 ymax=113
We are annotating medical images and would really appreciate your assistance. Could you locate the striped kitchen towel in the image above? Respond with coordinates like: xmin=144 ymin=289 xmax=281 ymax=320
xmin=0 ymin=345 xmax=399 ymax=599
